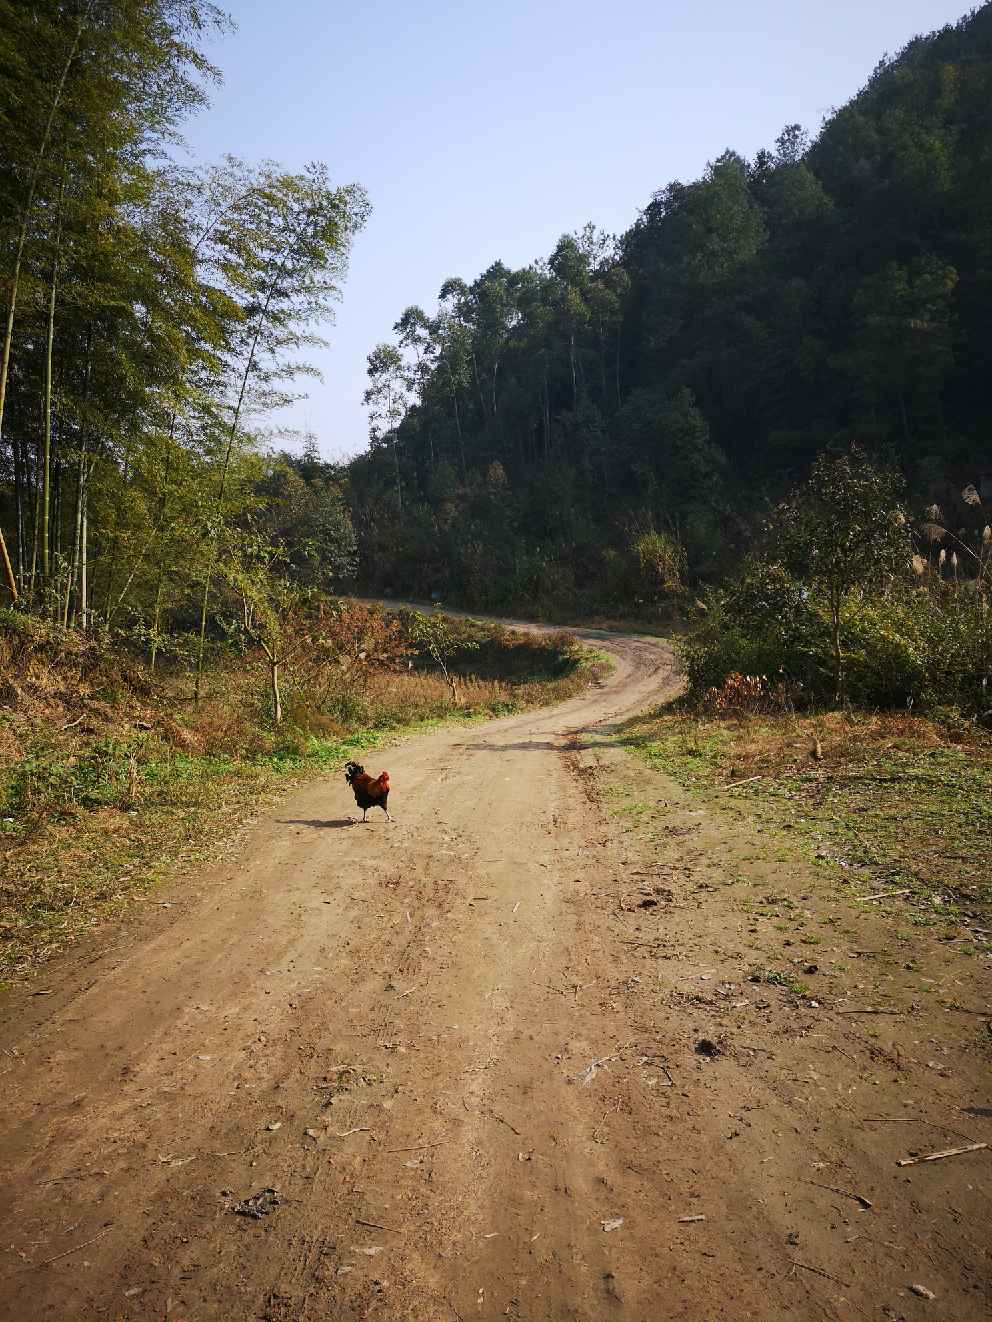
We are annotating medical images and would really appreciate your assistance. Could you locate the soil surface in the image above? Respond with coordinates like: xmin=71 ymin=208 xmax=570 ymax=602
xmin=1 ymin=628 xmax=989 ymax=1321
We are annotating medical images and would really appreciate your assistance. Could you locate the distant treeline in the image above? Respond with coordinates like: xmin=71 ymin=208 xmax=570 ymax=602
xmin=347 ymin=4 xmax=992 ymax=613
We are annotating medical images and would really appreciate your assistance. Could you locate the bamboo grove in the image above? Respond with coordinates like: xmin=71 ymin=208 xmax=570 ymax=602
xmin=348 ymin=6 xmax=992 ymax=614
xmin=0 ymin=0 xmax=369 ymax=683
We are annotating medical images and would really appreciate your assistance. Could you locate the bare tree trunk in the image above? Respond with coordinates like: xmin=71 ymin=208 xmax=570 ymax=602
xmin=147 ymin=427 xmax=176 ymax=665
xmin=100 ymin=467 xmax=127 ymax=627
xmin=393 ymin=439 xmax=403 ymax=517
xmin=41 ymin=175 xmax=65 ymax=588
xmin=149 ymin=575 xmax=165 ymax=670
xmin=0 ymin=526 xmax=16 ymax=603
xmin=79 ymin=463 xmax=88 ymax=630
xmin=471 ymin=351 xmax=485 ymax=418
xmin=271 ymin=657 xmax=283 ymax=725
xmin=68 ymin=331 xmax=93 ymax=627
xmin=451 ymin=386 xmax=461 ymax=441
xmin=29 ymin=436 xmax=41 ymax=599
xmin=13 ymin=433 xmax=25 ymax=587
xmin=63 ymin=448 xmax=83 ymax=627
xmin=452 ymin=392 xmax=466 ymax=479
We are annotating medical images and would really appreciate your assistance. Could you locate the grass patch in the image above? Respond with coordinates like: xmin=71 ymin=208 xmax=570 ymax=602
xmin=614 ymin=706 xmax=992 ymax=937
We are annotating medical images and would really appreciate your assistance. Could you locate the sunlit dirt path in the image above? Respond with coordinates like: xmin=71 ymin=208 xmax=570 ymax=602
xmin=1 ymin=626 xmax=988 ymax=1320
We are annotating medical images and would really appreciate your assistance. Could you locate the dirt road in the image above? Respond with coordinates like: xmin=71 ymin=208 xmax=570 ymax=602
xmin=1 ymin=629 xmax=989 ymax=1320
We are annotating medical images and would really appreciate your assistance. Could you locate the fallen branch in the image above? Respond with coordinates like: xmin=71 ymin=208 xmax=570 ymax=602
xmin=789 ymin=1259 xmax=850 ymax=1288
xmin=835 ymin=1007 xmax=904 ymax=1016
xmin=855 ymin=889 xmax=911 ymax=902
xmin=485 ymin=1110 xmax=521 ymax=1136
xmin=335 ymin=1127 xmax=372 ymax=1138
xmin=723 ymin=775 xmax=763 ymax=790
xmin=576 ymin=1044 xmax=629 ymax=1086
xmin=805 ymin=1180 xmax=873 ymax=1210
xmin=896 ymin=1142 xmax=987 ymax=1168
xmin=26 ymin=1226 xmax=111 ymax=1270
xmin=37 ymin=1169 xmax=109 ymax=1186
xmin=860 ymin=1116 xmax=918 ymax=1123
xmin=385 ymin=1140 xmax=447 ymax=1154
xmin=355 ymin=1218 xmax=399 ymax=1232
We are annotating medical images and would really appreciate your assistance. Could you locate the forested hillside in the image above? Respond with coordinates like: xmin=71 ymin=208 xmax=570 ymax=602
xmin=349 ymin=4 xmax=992 ymax=613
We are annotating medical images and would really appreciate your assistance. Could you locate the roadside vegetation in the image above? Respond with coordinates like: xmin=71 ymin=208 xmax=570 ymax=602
xmin=0 ymin=602 xmax=603 ymax=981
xmin=622 ymin=706 xmax=991 ymax=941
xmin=618 ymin=447 xmax=992 ymax=973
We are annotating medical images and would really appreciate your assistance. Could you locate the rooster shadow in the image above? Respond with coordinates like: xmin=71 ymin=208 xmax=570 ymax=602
xmin=278 ymin=818 xmax=357 ymax=830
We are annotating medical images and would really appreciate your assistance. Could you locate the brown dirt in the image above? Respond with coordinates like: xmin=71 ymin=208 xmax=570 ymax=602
xmin=0 ymin=628 xmax=989 ymax=1321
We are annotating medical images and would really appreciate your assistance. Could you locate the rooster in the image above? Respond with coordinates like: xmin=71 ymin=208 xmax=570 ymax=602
xmin=344 ymin=761 xmax=392 ymax=822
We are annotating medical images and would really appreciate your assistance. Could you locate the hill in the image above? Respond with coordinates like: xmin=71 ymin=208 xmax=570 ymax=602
xmin=345 ymin=4 xmax=992 ymax=615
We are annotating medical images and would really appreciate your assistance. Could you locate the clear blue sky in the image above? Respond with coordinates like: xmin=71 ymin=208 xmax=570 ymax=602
xmin=181 ymin=0 xmax=973 ymax=461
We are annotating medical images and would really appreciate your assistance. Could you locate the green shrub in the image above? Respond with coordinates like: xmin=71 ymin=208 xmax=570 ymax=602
xmin=682 ymin=573 xmax=992 ymax=715
xmin=841 ymin=595 xmax=927 ymax=706
xmin=680 ymin=565 xmax=831 ymax=700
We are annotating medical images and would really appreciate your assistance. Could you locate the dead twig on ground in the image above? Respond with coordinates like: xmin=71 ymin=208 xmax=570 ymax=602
xmin=22 ymin=1226 xmax=111 ymax=1271
xmin=897 ymin=1142 xmax=987 ymax=1167
xmin=789 ymin=1259 xmax=851 ymax=1287
xmin=37 ymin=1169 xmax=109 ymax=1186
xmin=835 ymin=1007 xmax=904 ymax=1016
xmin=855 ymin=889 xmax=911 ymax=902
xmin=462 ymin=1097 xmax=522 ymax=1135
xmin=860 ymin=1116 xmax=918 ymax=1123
xmin=576 ymin=1043 xmax=630 ymax=1086
xmin=805 ymin=1180 xmax=873 ymax=1210
xmin=386 ymin=1140 xmax=448 ymax=1153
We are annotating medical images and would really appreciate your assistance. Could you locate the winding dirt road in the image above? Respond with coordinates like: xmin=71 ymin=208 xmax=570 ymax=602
xmin=1 ymin=628 xmax=989 ymax=1321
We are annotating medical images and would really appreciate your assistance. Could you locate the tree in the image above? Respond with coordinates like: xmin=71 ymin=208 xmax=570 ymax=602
xmin=363 ymin=343 xmax=409 ymax=514
xmin=0 ymin=0 xmax=226 ymax=601
xmin=407 ymin=609 xmax=476 ymax=703
xmin=220 ymin=529 xmax=314 ymax=726
xmin=193 ymin=162 xmax=371 ymax=701
xmin=255 ymin=459 xmax=357 ymax=590
xmin=766 ymin=446 xmax=909 ymax=702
